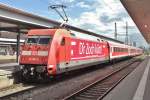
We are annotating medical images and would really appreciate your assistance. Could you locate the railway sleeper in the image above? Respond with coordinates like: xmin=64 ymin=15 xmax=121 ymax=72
xmin=97 ymin=82 xmax=115 ymax=87
xmin=85 ymin=88 xmax=106 ymax=93
xmin=81 ymin=92 xmax=101 ymax=96
xmin=91 ymin=90 xmax=107 ymax=93
xmin=76 ymin=94 xmax=99 ymax=100
xmin=88 ymin=87 xmax=107 ymax=91
xmin=100 ymin=80 xmax=117 ymax=84
xmin=85 ymin=89 xmax=106 ymax=94
xmin=74 ymin=96 xmax=94 ymax=100
xmin=89 ymin=86 xmax=108 ymax=90
xmin=94 ymin=84 xmax=111 ymax=88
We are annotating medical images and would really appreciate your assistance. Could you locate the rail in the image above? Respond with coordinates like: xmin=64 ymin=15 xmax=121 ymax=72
xmin=63 ymin=60 xmax=141 ymax=100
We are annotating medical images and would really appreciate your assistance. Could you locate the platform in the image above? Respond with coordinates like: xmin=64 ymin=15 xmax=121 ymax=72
xmin=0 ymin=63 xmax=18 ymax=71
xmin=103 ymin=56 xmax=150 ymax=100
xmin=0 ymin=63 xmax=19 ymax=89
xmin=0 ymin=55 xmax=16 ymax=64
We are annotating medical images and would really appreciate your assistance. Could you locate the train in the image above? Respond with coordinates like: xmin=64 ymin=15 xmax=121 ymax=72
xmin=19 ymin=28 xmax=143 ymax=80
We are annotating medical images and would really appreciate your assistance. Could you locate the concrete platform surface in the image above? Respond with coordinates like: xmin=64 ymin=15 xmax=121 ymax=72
xmin=0 ymin=63 xmax=19 ymax=89
xmin=0 ymin=55 xmax=16 ymax=64
xmin=143 ymin=57 xmax=150 ymax=100
xmin=103 ymin=56 xmax=150 ymax=100
xmin=0 ymin=63 xmax=18 ymax=71
xmin=0 ymin=63 xmax=18 ymax=67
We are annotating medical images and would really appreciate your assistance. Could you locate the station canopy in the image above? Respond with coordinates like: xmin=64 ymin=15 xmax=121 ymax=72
xmin=0 ymin=3 xmax=57 ymax=39
xmin=121 ymin=0 xmax=150 ymax=43
xmin=0 ymin=3 xmax=122 ymax=43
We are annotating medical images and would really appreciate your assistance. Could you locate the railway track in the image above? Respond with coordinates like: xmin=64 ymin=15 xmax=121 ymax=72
xmin=63 ymin=60 xmax=141 ymax=100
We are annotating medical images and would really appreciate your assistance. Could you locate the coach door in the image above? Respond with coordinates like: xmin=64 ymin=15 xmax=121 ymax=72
xmin=64 ymin=37 xmax=71 ymax=64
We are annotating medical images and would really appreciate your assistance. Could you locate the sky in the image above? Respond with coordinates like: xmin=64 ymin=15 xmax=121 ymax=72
xmin=0 ymin=0 xmax=148 ymax=47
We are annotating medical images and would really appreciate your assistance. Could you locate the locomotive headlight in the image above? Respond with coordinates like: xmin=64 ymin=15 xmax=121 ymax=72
xmin=31 ymin=67 xmax=34 ymax=71
xmin=49 ymin=65 xmax=54 ymax=68
xmin=48 ymin=65 xmax=54 ymax=74
xmin=20 ymin=65 xmax=24 ymax=69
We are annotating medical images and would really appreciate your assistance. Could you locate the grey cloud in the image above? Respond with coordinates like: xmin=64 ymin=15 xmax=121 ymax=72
xmin=100 ymin=13 xmax=123 ymax=24
xmin=117 ymin=11 xmax=129 ymax=18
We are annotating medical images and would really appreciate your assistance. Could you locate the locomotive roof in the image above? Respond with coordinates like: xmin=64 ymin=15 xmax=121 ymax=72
xmin=28 ymin=29 xmax=58 ymax=36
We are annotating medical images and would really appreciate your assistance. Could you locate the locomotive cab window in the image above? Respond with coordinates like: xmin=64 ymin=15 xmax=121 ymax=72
xmin=26 ymin=36 xmax=39 ymax=44
xmin=38 ymin=36 xmax=52 ymax=45
xmin=26 ymin=35 xmax=52 ymax=45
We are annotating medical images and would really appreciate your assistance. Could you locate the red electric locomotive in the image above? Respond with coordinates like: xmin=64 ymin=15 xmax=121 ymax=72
xmin=19 ymin=28 xmax=143 ymax=80
xmin=20 ymin=28 xmax=109 ymax=80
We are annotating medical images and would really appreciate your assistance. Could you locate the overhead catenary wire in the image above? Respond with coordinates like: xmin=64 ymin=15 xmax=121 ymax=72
xmin=48 ymin=4 xmax=69 ymax=27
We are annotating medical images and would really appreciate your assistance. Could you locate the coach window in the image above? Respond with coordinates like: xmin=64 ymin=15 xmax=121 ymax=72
xmin=114 ymin=47 xmax=117 ymax=52
xmin=115 ymin=47 xmax=119 ymax=52
xmin=113 ymin=47 xmax=116 ymax=52
xmin=61 ymin=38 xmax=65 ymax=46
xmin=118 ymin=48 xmax=120 ymax=52
xmin=121 ymin=48 xmax=123 ymax=52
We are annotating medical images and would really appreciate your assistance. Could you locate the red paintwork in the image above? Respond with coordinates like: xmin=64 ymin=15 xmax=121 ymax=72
xmin=109 ymin=42 xmax=129 ymax=58
xmin=28 ymin=29 xmax=57 ymax=36
xmin=20 ymin=45 xmax=49 ymax=65
xmin=109 ymin=42 xmax=143 ymax=58
xmin=70 ymin=38 xmax=109 ymax=60
xmin=112 ymin=52 xmax=128 ymax=56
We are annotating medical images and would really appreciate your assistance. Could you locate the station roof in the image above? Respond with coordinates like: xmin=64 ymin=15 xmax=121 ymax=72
xmin=121 ymin=0 xmax=150 ymax=43
xmin=0 ymin=3 xmax=123 ymax=43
